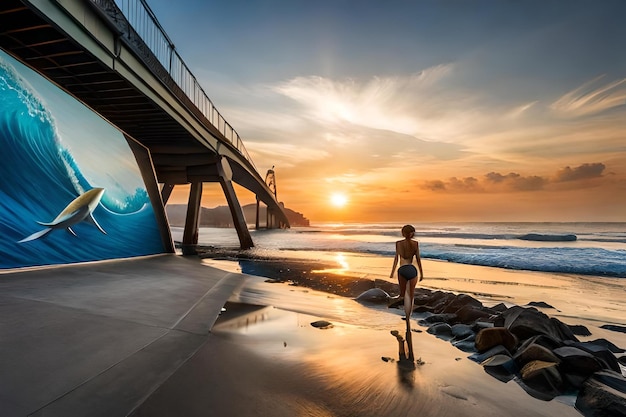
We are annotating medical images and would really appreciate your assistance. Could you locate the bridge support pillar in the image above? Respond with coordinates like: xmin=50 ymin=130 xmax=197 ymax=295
xmin=182 ymin=181 xmax=202 ymax=255
xmin=161 ymin=183 xmax=175 ymax=204
xmin=218 ymin=157 xmax=254 ymax=249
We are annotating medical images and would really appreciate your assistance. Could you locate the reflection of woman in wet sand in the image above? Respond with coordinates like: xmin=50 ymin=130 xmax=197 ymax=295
xmin=390 ymin=224 xmax=424 ymax=304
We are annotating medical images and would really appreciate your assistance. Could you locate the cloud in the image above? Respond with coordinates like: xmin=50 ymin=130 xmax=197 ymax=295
xmin=423 ymin=176 xmax=482 ymax=192
xmin=551 ymin=76 xmax=626 ymax=117
xmin=554 ymin=163 xmax=605 ymax=182
xmin=423 ymin=162 xmax=605 ymax=193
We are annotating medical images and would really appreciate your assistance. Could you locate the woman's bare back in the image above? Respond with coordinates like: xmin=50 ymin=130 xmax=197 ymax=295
xmin=396 ymin=239 xmax=418 ymax=265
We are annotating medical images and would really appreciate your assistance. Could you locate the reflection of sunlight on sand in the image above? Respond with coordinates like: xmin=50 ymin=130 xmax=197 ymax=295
xmin=311 ymin=253 xmax=350 ymax=275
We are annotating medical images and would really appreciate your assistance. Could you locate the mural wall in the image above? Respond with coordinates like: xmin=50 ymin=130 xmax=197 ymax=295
xmin=0 ymin=49 xmax=168 ymax=269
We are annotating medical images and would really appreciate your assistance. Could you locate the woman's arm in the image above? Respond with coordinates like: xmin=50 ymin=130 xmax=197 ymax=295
xmin=415 ymin=241 xmax=424 ymax=281
xmin=390 ymin=242 xmax=399 ymax=277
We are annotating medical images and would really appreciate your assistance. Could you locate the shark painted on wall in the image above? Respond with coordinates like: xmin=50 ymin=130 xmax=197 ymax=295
xmin=19 ymin=188 xmax=107 ymax=243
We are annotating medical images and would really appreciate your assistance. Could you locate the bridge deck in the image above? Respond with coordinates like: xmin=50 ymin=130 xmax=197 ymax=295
xmin=0 ymin=255 xmax=244 ymax=417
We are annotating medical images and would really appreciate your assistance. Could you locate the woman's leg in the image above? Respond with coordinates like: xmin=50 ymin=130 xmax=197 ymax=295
xmin=398 ymin=273 xmax=407 ymax=298
xmin=407 ymin=277 xmax=418 ymax=300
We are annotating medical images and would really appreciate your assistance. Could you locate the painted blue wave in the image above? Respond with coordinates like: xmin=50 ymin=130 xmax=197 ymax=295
xmin=0 ymin=55 xmax=165 ymax=268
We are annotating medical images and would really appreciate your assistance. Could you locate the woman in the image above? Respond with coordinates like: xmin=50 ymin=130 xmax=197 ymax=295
xmin=390 ymin=225 xmax=424 ymax=302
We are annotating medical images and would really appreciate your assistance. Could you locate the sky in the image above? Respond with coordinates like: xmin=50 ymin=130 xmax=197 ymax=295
xmin=145 ymin=0 xmax=626 ymax=223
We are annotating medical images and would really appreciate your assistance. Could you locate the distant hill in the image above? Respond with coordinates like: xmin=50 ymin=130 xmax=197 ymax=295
xmin=165 ymin=203 xmax=310 ymax=227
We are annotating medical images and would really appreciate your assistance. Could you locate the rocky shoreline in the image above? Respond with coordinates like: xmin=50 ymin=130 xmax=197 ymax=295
xmin=384 ymin=288 xmax=626 ymax=416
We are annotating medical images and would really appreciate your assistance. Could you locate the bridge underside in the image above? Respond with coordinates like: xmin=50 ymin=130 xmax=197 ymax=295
xmin=0 ymin=0 xmax=289 ymax=250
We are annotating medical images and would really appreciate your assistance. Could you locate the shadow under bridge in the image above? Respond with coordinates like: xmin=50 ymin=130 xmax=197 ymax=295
xmin=0 ymin=0 xmax=290 ymax=250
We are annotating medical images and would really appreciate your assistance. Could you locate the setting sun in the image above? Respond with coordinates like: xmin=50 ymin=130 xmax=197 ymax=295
xmin=330 ymin=193 xmax=348 ymax=208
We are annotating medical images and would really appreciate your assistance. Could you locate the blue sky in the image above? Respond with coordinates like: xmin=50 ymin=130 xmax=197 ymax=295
xmin=146 ymin=0 xmax=626 ymax=221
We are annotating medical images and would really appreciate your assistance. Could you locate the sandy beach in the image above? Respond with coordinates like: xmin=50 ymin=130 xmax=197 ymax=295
xmin=132 ymin=252 xmax=626 ymax=416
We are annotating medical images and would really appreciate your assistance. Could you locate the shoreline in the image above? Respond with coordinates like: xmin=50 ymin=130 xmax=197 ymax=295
xmin=132 ymin=249 xmax=626 ymax=416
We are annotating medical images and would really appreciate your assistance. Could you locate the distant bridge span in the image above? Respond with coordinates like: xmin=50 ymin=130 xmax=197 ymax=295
xmin=0 ymin=0 xmax=289 ymax=250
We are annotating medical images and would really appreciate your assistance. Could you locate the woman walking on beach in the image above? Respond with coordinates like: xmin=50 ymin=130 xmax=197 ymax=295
xmin=390 ymin=225 xmax=424 ymax=302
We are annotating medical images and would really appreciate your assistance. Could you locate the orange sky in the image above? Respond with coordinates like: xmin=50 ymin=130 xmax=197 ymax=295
xmin=160 ymin=3 xmax=626 ymax=224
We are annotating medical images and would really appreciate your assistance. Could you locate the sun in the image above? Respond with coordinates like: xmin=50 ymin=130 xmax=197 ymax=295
xmin=330 ymin=192 xmax=348 ymax=208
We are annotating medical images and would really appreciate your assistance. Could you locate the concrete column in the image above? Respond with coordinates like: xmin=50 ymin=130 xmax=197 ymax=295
xmin=182 ymin=181 xmax=202 ymax=255
xmin=255 ymin=198 xmax=260 ymax=230
xmin=217 ymin=157 xmax=254 ymax=249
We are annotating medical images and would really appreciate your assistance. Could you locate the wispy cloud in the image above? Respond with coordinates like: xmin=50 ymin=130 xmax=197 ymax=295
xmin=551 ymin=76 xmax=626 ymax=117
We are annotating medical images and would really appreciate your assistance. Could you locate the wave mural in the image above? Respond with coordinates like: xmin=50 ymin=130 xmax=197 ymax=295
xmin=0 ymin=50 xmax=166 ymax=268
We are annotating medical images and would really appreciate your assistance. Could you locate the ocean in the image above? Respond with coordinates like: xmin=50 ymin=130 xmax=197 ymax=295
xmin=172 ymin=222 xmax=626 ymax=278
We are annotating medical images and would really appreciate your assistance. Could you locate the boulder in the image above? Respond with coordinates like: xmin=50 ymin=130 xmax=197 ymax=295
xmin=517 ymin=334 xmax=564 ymax=352
xmin=575 ymin=370 xmax=626 ymax=417
xmin=565 ymin=340 xmax=622 ymax=373
xmin=568 ymin=324 xmax=592 ymax=336
xmin=553 ymin=346 xmax=605 ymax=388
xmin=429 ymin=292 xmax=459 ymax=313
xmin=514 ymin=342 xmax=560 ymax=368
xmin=582 ymin=338 xmax=625 ymax=354
xmin=500 ymin=306 xmax=579 ymax=342
xmin=441 ymin=293 xmax=483 ymax=314
xmin=419 ymin=313 xmax=457 ymax=325
xmin=452 ymin=334 xmax=476 ymax=353
xmin=519 ymin=360 xmax=563 ymax=400
xmin=426 ymin=322 xmax=453 ymax=339
xmin=482 ymin=354 xmax=518 ymax=382
xmin=450 ymin=323 xmax=474 ymax=340
xmin=526 ymin=301 xmax=555 ymax=309
xmin=455 ymin=305 xmax=493 ymax=324
xmin=475 ymin=327 xmax=518 ymax=353
xmin=600 ymin=324 xmax=626 ymax=334
xmin=469 ymin=345 xmax=511 ymax=364
xmin=355 ymin=288 xmax=390 ymax=303
xmin=490 ymin=302 xmax=509 ymax=313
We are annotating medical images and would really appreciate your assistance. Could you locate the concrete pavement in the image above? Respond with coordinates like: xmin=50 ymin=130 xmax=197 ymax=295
xmin=0 ymin=254 xmax=245 ymax=417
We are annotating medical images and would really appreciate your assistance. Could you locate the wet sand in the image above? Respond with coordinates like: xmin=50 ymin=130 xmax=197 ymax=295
xmin=132 ymin=250 xmax=626 ymax=416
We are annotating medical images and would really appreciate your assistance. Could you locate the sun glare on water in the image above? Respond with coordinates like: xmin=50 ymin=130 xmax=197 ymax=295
xmin=330 ymin=193 xmax=348 ymax=208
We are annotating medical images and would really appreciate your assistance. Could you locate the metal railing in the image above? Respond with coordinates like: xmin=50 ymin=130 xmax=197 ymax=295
xmin=89 ymin=0 xmax=254 ymax=167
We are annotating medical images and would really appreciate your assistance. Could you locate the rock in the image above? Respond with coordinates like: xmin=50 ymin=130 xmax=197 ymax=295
xmin=553 ymin=346 xmax=605 ymax=388
xmin=568 ymin=324 xmax=592 ymax=336
xmin=450 ymin=323 xmax=474 ymax=340
xmin=441 ymin=293 xmax=483 ymax=314
xmin=565 ymin=340 xmax=622 ymax=373
xmin=475 ymin=327 xmax=518 ymax=353
xmin=452 ymin=334 xmax=476 ymax=353
xmin=517 ymin=334 xmax=564 ymax=352
xmin=584 ymin=338 xmax=625 ymax=354
xmin=526 ymin=301 xmax=555 ymax=309
xmin=490 ymin=302 xmax=509 ymax=312
xmin=429 ymin=292 xmax=459 ymax=313
xmin=482 ymin=354 xmax=518 ymax=382
xmin=426 ymin=322 xmax=453 ymax=339
xmin=500 ymin=306 xmax=579 ymax=342
xmin=355 ymin=288 xmax=390 ymax=303
xmin=472 ymin=320 xmax=495 ymax=333
xmin=455 ymin=305 xmax=493 ymax=324
xmin=419 ymin=313 xmax=457 ymax=325
xmin=310 ymin=320 xmax=333 ymax=329
xmin=600 ymin=324 xmax=626 ymax=334
xmin=575 ymin=370 xmax=626 ymax=417
xmin=469 ymin=345 xmax=511 ymax=364
xmin=514 ymin=342 xmax=560 ymax=368
xmin=519 ymin=360 xmax=563 ymax=401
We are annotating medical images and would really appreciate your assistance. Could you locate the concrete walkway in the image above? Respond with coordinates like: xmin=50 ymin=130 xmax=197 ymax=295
xmin=0 ymin=254 xmax=245 ymax=417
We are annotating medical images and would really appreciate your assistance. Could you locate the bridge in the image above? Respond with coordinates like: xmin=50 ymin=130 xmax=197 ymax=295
xmin=0 ymin=0 xmax=290 ymax=251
